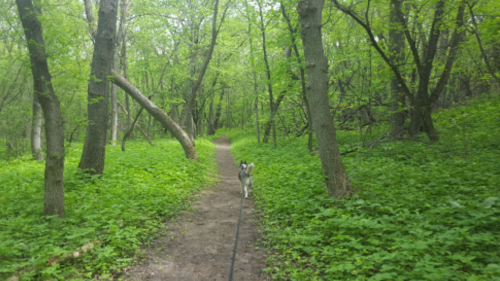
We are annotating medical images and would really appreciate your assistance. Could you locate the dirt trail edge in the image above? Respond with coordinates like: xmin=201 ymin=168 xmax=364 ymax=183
xmin=123 ymin=136 xmax=266 ymax=281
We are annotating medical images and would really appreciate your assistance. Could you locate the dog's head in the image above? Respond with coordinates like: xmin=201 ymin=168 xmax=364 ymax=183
xmin=239 ymin=161 xmax=248 ymax=171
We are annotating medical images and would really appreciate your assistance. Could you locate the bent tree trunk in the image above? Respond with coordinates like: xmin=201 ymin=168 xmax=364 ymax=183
xmin=79 ymin=0 xmax=118 ymax=174
xmin=297 ymin=0 xmax=354 ymax=199
xmin=111 ymin=70 xmax=198 ymax=161
xmin=17 ymin=0 xmax=65 ymax=217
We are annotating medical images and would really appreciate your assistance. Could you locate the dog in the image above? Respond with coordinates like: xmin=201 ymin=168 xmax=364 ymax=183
xmin=238 ymin=161 xmax=254 ymax=199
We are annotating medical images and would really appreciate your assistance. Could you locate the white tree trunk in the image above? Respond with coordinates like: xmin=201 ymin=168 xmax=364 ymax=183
xmin=31 ymin=95 xmax=44 ymax=160
xmin=110 ymin=50 xmax=119 ymax=145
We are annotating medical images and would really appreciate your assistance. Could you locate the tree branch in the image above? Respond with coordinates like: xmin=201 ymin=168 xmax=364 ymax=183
xmin=83 ymin=0 xmax=97 ymax=41
xmin=430 ymin=0 xmax=467 ymax=104
xmin=331 ymin=0 xmax=414 ymax=104
xmin=393 ymin=3 xmax=422 ymax=71
xmin=467 ymin=1 xmax=500 ymax=85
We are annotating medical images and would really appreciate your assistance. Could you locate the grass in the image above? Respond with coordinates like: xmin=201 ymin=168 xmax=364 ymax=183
xmin=1 ymin=96 xmax=499 ymax=280
xmin=226 ymin=96 xmax=500 ymax=280
xmin=0 ymin=138 xmax=217 ymax=280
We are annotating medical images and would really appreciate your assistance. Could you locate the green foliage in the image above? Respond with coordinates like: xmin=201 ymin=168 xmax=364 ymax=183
xmin=0 ymin=139 xmax=217 ymax=280
xmin=229 ymin=97 xmax=500 ymax=280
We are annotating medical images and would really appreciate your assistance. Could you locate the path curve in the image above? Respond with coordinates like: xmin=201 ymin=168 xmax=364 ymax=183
xmin=123 ymin=136 xmax=266 ymax=280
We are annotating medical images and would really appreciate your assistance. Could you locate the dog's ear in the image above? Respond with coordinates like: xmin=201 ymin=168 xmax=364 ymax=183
xmin=240 ymin=161 xmax=243 ymax=165
xmin=244 ymin=161 xmax=247 ymax=165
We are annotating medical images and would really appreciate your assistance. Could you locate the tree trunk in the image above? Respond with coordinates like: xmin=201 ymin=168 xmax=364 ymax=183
xmin=79 ymin=0 xmax=118 ymax=175
xmin=207 ymin=95 xmax=215 ymax=135
xmin=111 ymin=50 xmax=119 ymax=145
xmin=197 ymin=87 xmax=204 ymax=137
xmin=83 ymin=0 xmax=97 ymax=39
xmin=213 ymin=89 xmax=224 ymax=131
xmin=185 ymin=92 xmax=196 ymax=144
xmin=245 ymin=1 xmax=260 ymax=143
xmin=333 ymin=0 xmax=465 ymax=142
xmin=246 ymin=8 xmax=260 ymax=143
xmin=122 ymin=28 xmax=131 ymax=130
xmin=409 ymin=93 xmax=438 ymax=141
xmin=258 ymin=1 xmax=276 ymax=146
xmin=185 ymin=0 xmax=222 ymax=143
xmin=297 ymin=0 xmax=354 ymax=199
xmin=84 ymin=0 xmax=120 ymax=145
xmin=112 ymin=70 xmax=198 ymax=161
xmin=111 ymin=0 xmax=128 ymax=145
xmin=408 ymin=0 xmax=465 ymax=142
xmin=389 ymin=0 xmax=405 ymax=139
xmin=492 ymin=43 xmax=500 ymax=74
xmin=262 ymin=93 xmax=285 ymax=143
xmin=405 ymin=0 xmax=444 ymax=141
xmin=280 ymin=3 xmax=313 ymax=150
xmin=468 ymin=2 xmax=500 ymax=86
xmin=17 ymin=0 xmax=65 ymax=217
xmin=31 ymin=95 xmax=44 ymax=160
xmin=255 ymin=96 xmax=260 ymax=143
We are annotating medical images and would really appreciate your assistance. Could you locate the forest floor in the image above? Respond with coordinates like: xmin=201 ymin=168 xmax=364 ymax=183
xmin=122 ymin=136 xmax=267 ymax=281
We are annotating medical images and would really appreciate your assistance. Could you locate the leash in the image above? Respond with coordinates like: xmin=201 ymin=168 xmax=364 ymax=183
xmin=228 ymin=191 xmax=245 ymax=281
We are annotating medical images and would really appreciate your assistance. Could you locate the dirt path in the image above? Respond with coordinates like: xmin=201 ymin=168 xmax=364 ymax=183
xmin=123 ymin=136 xmax=266 ymax=281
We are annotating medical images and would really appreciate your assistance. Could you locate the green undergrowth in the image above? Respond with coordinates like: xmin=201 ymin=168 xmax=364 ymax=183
xmin=227 ymin=97 xmax=500 ymax=280
xmin=0 ymin=139 xmax=217 ymax=280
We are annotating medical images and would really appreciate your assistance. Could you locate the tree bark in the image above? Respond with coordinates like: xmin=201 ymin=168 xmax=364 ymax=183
xmin=407 ymin=0 xmax=445 ymax=141
xmin=197 ymin=87 xmax=204 ymax=136
xmin=408 ymin=0 xmax=465 ymax=141
xmin=389 ymin=0 xmax=405 ymax=139
xmin=79 ymin=0 xmax=118 ymax=175
xmin=207 ymin=96 xmax=215 ymax=135
xmin=111 ymin=51 xmax=119 ymax=145
xmin=17 ymin=0 xmax=65 ymax=217
xmin=110 ymin=0 xmax=128 ymax=145
xmin=123 ymin=37 xmax=131 ymax=130
xmin=111 ymin=70 xmax=198 ymax=161
xmin=83 ymin=0 xmax=97 ymax=40
xmin=297 ymin=0 xmax=354 ymax=199
xmin=31 ymin=95 xmax=44 ymax=160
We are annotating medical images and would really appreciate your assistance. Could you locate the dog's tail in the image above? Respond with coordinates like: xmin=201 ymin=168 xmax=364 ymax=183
xmin=245 ymin=162 xmax=254 ymax=176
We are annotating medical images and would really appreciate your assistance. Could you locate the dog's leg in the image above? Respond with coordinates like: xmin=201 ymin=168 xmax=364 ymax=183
xmin=244 ymin=182 xmax=248 ymax=199
xmin=240 ymin=181 xmax=244 ymax=195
